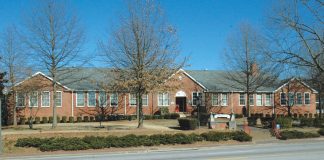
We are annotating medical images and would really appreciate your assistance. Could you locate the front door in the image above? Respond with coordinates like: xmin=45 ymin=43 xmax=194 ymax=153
xmin=176 ymin=97 xmax=186 ymax=112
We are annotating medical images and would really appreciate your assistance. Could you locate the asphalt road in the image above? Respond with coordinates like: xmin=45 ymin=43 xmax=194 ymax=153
xmin=5 ymin=140 xmax=324 ymax=160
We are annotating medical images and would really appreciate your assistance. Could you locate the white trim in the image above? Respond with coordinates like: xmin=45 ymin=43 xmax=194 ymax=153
xmin=296 ymin=92 xmax=303 ymax=106
xmin=14 ymin=72 xmax=71 ymax=91
xmin=110 ymin=93 xmax=118 ymax=107
xmin=274 ymin=78 xmax=318 ymax=93
xmin=239 ymin=93 xmax=246 ymax=106
xmin=211 ymin=93 xmax=219 ymax=106
xmin=221 ymin=93 xmax=228 ymax=106
xmin=29 ymin=91 xmax=39 ymax=107
xmin=304 ymin=92 xmax=311 ymax=105
xmin=265 ymin=93 xmax=272 ymax=106
xmin=142 ymin=94 xmax=149 ymax=107
xmin=41 ymin=91 xmax=50 ymax=107
xmin=129 ymin=93 xmax=137 ymax=107
xmin=55 ymin=91 xmax=62 ymax=107
xmin=158 ymin=92 xmax=170 ymax=107
xmin=280 ymin=92 xmax=286 ymax=106
xmin=99 ymin=91 xmax=107 ymax=107
xmin=87 ymin=91 xmax=96 ymax=107
xmin=16 ymin=92 xmax=25 ymax=107
xmin=76 ymin=91 xmax=85 ymax=107
xmin=256 ymin=94 xmax=263 ymax=106
xmin=248 ymin=94 xmax=254 ymax=106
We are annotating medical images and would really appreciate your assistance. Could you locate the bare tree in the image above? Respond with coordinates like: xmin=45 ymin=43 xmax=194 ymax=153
xmin=22 ymin=0 xmax=85 ymax=128
xmin=266 ymin=0 xmax=323 ymax=85
xmin=0 ymin=25 xmax=28 ymax=126
xmin=223 ymin=23 xmax=279 ymax=117
xmin=100 ymin=0 xmax=185 ymax=128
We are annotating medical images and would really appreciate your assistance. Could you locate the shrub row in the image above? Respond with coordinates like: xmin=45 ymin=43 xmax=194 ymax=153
xmin=15 ymin=131 xmax=252 ymax=151
xmin=318 ymin=128 xmax=324 ymax=136
xmin=19 ymin=113 xmax=181 ymax=125
xmin=178 ymin=118 xmax=198 ymax=130
xmin=279 ymin=130 xmax=320 ymax=140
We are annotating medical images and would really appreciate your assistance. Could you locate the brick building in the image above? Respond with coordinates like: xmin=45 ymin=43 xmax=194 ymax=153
xmin=12 ymin=68 xmax=317 ymax=119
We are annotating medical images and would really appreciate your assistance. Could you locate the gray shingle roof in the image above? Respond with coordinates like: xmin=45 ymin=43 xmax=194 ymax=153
xmin=57 ymin=68 xmax=277 ymax=92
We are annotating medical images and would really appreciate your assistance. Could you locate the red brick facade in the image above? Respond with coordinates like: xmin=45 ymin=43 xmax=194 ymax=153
xmin=11 ymin=70 xmax=318 ymax=119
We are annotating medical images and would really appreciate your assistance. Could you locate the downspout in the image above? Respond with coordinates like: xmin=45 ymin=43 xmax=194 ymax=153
xmin=124 ymin=94 xmax=126 ymax=115
xmin=71 ymin=91 xmax=74 ymax=117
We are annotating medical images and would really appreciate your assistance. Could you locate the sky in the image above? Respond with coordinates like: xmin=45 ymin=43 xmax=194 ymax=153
xmin=0 ymin=0 xmax=272 ymax=70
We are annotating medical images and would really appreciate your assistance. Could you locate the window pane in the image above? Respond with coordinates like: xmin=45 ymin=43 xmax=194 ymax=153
xmin=281 ymin=93 xmax=286 ymax=105
xmin=130 ymin=94 xmax=137 ymax=106
xmin=239 ymin=93 xmax=245 ymax=105
xmin=212 ymin=93 xmax=218 ymax=106
xmin=77 ymin=92 xmax=84 ymax=106
xmin=193 ymin=92 xmax=202 ymax=106
xmin=110 ymin=93 xmax=118 ymax=106
xmin=265 ymin=94 xmax=272 ymax=106
xmin=158 ymin=92 xmax=169 ymax=106
xmin=30 ymin=92 xmax=38 ymax=107
xmin=98 ymin=92 xmax=107 ymax=107
xmin=222 ymin=93 xmax=227 ymax=106
xmin=42 ymin=91 xmax=50 ymax=106
xmin=256 ymin=94 xmax=262 ymax=106
xmin=305 ymin=93 xmax=310 ymax=104
xmin=296 ymin=93 xmax=302 ymax=105
xmin=249 ymin=94 xmax=254 ymax=105
xmin=288 ymin=93 xmax=294 ymax=106
xmin=88 ymin=91 xmax=96 ymax=106
xmin=16 ymin=93 xmax=25 ymax=107
xmin=56 ymin=92 xmax=62 ymax=106
xmin=142 ymin=94 xmax=148 ymax=106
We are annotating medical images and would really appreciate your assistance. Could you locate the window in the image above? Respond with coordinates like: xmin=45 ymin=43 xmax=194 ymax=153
xmin=88 ymin=91 xmax=96 ymax=107
xmin=212 ymin=93 xmax=219 ymax=106
xmin=192 ymin=92 xmax=202 ymax=106
xmin=256 ymin=94 xmax=262 ymax=106
xmin=130 ymin=94 xmax=137 ymax=106
xmin=142 ymin=94 xmax=148 ymax=106
xmin=41 ymin=91 xmax=50 ymax=107
xmin=76 ymin=91 xmax=85 ymax=107
xmin=110 ymin=93 xmax=118 ymax=106
xmin=265 ymin=94 xmax=272 ymax=106
xmin=305 ymin=93 xmax=310 ymax=105
xmin=296 ymin=93 xmax=302 ymax=105
xmin=280 ymin=93 xmax=286 ymax=105
xmin=158 ymin=92 xmax=169 ymax=106
xmin=288 ymin=92 xmax=295 ymax=106
xmin=29 ymin=91 xmax=38 ymax=107
xmin=56 ymin=91 xmax=62 ymax=107
xmin=130 ymin=94 xmax=148 ymax=106
xmin=221 ymin=93 xmax=228 ymax=106
xmin=16 ymin=92 xmax=25 ymax=107
xmin=99 ymin=91 xmax=107 ymax=107
xmin=239 ymin=93 xmax=245 ymax=106
xmin=249 ymin=94 xmax=254 ymax=106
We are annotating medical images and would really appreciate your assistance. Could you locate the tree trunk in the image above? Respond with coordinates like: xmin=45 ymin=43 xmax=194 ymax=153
xmin=137 ymin=93 xmax=143 ymax=128
xmin=246 ymin=92 xmax=251 ymax=117
xmin=13 ymin=92 xmax=17 ymax=126
xmin=52 ymin=78 xmax=57 ymax=128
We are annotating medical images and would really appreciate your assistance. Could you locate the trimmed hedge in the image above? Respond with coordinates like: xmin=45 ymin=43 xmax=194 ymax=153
xmin=15 ymin=131 xmax=251 ymax=151
xmin=318 ymin=128 xmax=324 ymax=136
xmin=42 ymin=117 xmax=48 ymax=124
xmin=178 ymin=118 xmax=198 ymax=130
xmin=279 ymin=130 xmax=320 ymax=140
xmin=276 ymin=117 xmax=292 ymax=129
xmin=61 ymin=116 xmax=67 ymax=123
xmin=69 ymin=116 xmax=74 ymax=123
xmin=300 ymin=117 xmax=313 ymax=127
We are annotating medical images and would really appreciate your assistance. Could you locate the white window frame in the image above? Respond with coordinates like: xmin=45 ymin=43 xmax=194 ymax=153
xmin=142 ymin=94 xmax=148 ymax=107
xmin=99 ymin=91 xmax=107 ymax=107
xmin=192 ymin=92 xmax=202 ymax=106
xmin=158 ymin=92 xmax=170 ymax=107
xmin=249 ymin=94 xmax=254 ymax=106
xmin=212 ymin=93 xmax=219 ymax=106
xmin=256 ymin=94 xmax=263 ymax=106
xmin=29 ymin=91 xmax=38 ymax=107
xmin=239 ymin=93 xmax=245 ymax=106
xmin=41 ymin=91 xmax=50 ymax=107
xmin=55 ymin=91 xmax=62 ymax=107
xmin=296 ymin=92 xmax=302 ymax=105
xmin=221 ymin=93 xmax=228 ymax=106
xmin=265 ymin=93 xmax=272 ymax=106
xmin=76 ymin=91 xmax=85 ymax=107
xmin=129 ymin=93 xmax=137 ymax=107
xmin=16 ymin=92 xmax=25 ymax=107
xmin=87 ymin=91 xmax=96 ymax=107
xmin=280 ymin=92 xmax=286 ymax=106
xmin=304 ymin=92 xmax=310 ymax=105
xmin=110 ymin=93 xmax=118 ymax=107
xmin=288 ymin=92 xmax=295 ymax=106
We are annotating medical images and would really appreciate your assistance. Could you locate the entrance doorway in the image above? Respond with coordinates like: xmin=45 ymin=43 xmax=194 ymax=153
xmin=176 ymin=97 xmax=186 ymax=112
